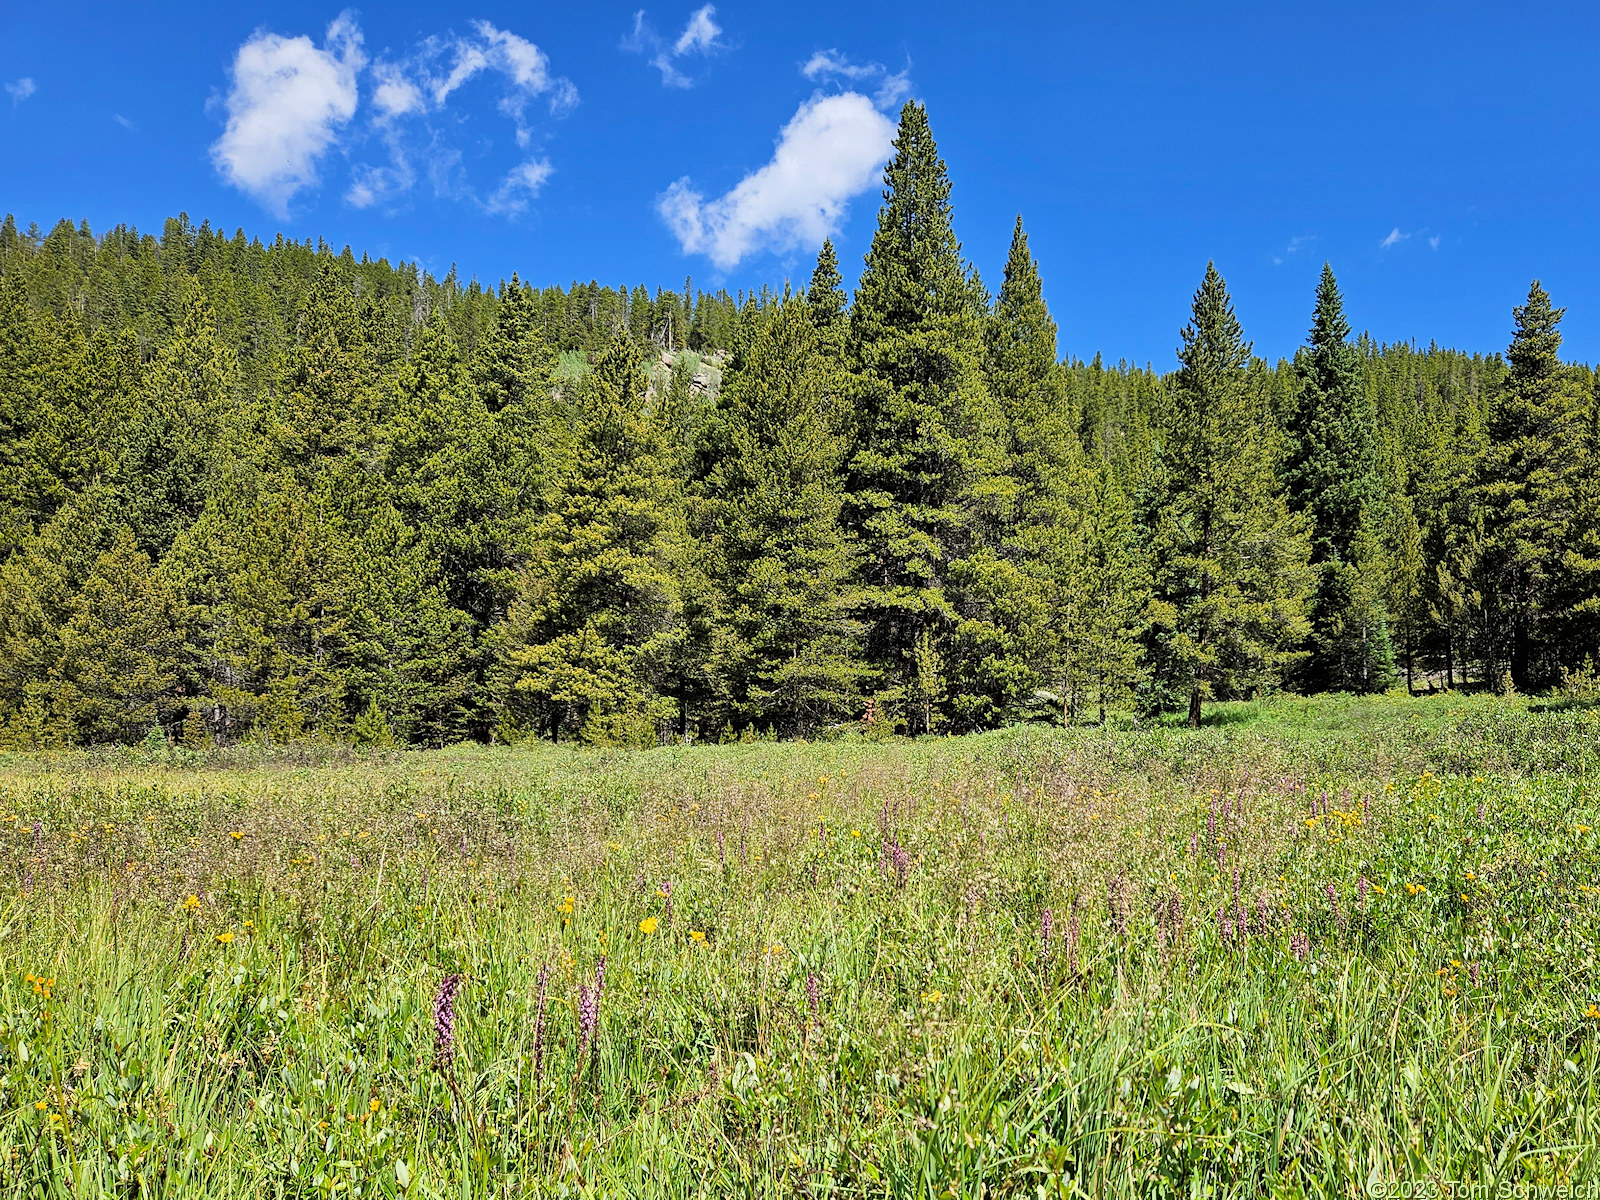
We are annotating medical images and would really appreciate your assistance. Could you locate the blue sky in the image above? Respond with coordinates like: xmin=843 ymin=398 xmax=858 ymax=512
xmin=4 ymin=1 xmax=1599 ymax=366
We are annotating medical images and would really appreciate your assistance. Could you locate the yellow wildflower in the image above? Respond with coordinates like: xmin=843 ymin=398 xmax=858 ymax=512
xmin=851 ymin=829 xmax=862 ymax=838
xmin=229 ymin=831 xmax=244 ymax=842
xmin=182 ymin=894 xmax=201 ymax=913
xmin=639 ymin=917 xmax=658 ymax=935
xmin=690 ymin=929 xmax=706 ymax=943
xmin=216 ymin=931 xmax=234 ymax=944
xmin=920 ymin=989 xmax=943 ymax=1004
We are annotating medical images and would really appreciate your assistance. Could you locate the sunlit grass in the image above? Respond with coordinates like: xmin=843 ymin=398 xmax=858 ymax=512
xmin=1 ymin=697 xmax=1598 ymax=1195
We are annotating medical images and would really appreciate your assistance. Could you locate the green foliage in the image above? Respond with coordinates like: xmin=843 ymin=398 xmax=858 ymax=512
xmin=1149 ymin=263 xmax=1315 ymax=725
xmin=0 ymin=111 xmax=1598 ymax=748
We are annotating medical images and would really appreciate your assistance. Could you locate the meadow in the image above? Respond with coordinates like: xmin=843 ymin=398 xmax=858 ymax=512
xmin=1 ymin=693 xmax=1599 ymax=1197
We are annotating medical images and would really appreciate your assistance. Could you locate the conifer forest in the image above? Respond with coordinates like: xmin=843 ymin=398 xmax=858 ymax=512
xmin=5 ymin=102 xmax=1597 ymax=751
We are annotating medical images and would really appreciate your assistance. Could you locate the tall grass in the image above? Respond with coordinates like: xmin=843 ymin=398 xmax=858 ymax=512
xmin=1 ymin=696 xmax=1598 ymax=1195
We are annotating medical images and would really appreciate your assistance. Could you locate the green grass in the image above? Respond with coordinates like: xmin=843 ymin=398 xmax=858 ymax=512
xmin=2 ymin=696 xmax=1599 ymax=1196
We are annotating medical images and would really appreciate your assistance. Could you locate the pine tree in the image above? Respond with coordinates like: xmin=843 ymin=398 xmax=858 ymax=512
xmin=1287 ymin=265 xmax=1395 ymax=692
xmin=699 ymin=296 xmax=864 ymax=736
xmin=54 ymin=525 xmax=185 ymax=744
xmin=807 ymin=238 xmax=846 ymax=332
xmin=493 ymin=335 xmax=681 ymax=744
xmin=843 ymin=101 xmax=1003 ymax=731
xmin=1149 ymin=263 xmax=1314 ymax=726
xmin=1478 ymin=281 xmax=1583 ymax=687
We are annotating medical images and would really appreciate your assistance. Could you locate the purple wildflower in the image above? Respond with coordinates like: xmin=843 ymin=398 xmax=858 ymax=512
xmin=533 ymin=961 xmax=551 ymax=1090
xmin=577 ymin=984 xmax=598 ymax=1058
xmin=1040 ymin=908 xmax=1054 ymax=966
xmin=885 ymin=838 xmax=909 ymax=888
xmin=1290 ymin=931 xmax=1310 ymax=962
xmin=1358 ymin=875 xmax=1369 ymax=910
xmin=805 ymin=973 xmax=820 ymax=1027
xmin=434 ymin=973 xmax=463 ymax=1070
xmin=718 ymin=829 xmax=726 ymax=867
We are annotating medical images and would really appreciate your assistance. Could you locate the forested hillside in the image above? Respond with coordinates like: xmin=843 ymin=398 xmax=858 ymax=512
xmin=2 ymin=102 xmax=1597 ymax=748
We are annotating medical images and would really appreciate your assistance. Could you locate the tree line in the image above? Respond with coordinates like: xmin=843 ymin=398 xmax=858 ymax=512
xmin=2 ymin=102 xmax=1596 ymax=748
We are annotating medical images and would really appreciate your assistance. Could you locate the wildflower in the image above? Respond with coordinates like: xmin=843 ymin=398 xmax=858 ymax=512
xmin=182 ymin=894 xmax=201 ymax=913
xmin=851 ymin=829 xmax=862 ymax=838
xmin=577 ymin=983 xmax=599 ymax=1058
xmin=433 ymin=974 xmax=462 ymax=1070
xmin=369 ymin=1096 xmax=381 ymax=1113
xmin=1040 ymin=908 xmax=1053 ymax=967
xmin=1289 ymin=931 xmax=1311 ymax=961
xmin=920 ymin=989 xmax=943 ymax=1004
xmin=216 ymin=931 xmax=234 ymax=944
xmin=229 ymin=831 xmax=244 ymax=842
xmin=557 ymin=894 xmax=575 ymax=915
xmin=690 ymin=929 xmax=706 ymax=942
xmin=1358 ymin=876 xmax=1369 ymax=909
xmin=1578 ymin=825 xmax=1592 ymax=834
xmin=242 ymin=920 xmax=255 ymax=932
xmin=1586 ymin=1004 xmax=1600 ymax=1021
xmin=533 ymin=960 xmax=551 ymax=1090
xmin=34 ymin=1099 xmax=47 ymax=1111
xmin=1443 ymin=985 xmax=1458 ymax=997
xmin=639 ymin=917 xmax=658 ymax=935
xmin=805 ymin=973 xmax=820 ymax=1027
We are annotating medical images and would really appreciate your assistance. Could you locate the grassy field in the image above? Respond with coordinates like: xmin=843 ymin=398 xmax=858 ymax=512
xmin=1 ymin=692 xmax=1599 ymax=1197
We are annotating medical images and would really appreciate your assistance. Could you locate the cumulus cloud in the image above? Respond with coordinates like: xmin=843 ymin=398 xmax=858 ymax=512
xmin=802 ymin=49 xmax=910 ymax=108
xmin=212 ymin=14 xmax=573 ymax=218
xmin=6 ymin=77 xmax=35 ymax=104
xmin=211 ymin=14 xmax=365 ymax=217
xmin=658 ymin=92 xmax=896 ymax=268
xmin=626 ymin=6 xmax=725 ymax=88
xmin=1379 ymin=227 xmax=1409 ymax=249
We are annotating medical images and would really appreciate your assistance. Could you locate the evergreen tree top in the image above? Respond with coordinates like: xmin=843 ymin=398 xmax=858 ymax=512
xmin=1309 ymin=262 xmax=1352 ymax=349
xmin=852 ymin=102 xmax=966 ymax=332
xmin=1508 ymin=279 xmax=1564 ymax=387
xmin=1177 ymin=262 xmax=1251 ymax=388
xmin=807 ymin=238 xmax=846 ymax=329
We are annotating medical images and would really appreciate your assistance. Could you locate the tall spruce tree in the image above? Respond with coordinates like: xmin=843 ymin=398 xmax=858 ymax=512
xmin=1478 ymin=281 xmax=1582 ymax=687
xmin=1288 ymin=264 xmax=1396 ymax=692
xmin=844 ymin=101 xmax=1003 ymax=731
xmin=1149 ymin=263 xmax=1314 ymax=726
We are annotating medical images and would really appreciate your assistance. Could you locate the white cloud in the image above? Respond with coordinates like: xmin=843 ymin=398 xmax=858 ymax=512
xmin=7 ymin=77 xmax=36 ymax=104
xmin=626 ymin=6 xmax=725 ymax=88
xmin=1428 ymin=234 xmax=1441 ymax=250
xmin=371 ymin=63 xmax=423 ymax=119
xmin=112 ymin=113 xmax=136 ymax=131
xmin=486 ymin=159 xmax=555 ymax=215
xmin=802 ymin=50 xmax=874 ymax=81
xmin=674 ymin=6 xmax=722 ymax=55
xmin=659 ymin=92 xmax=895 ymax=269
xmin=210 ymin=14 xmax=365 ymax=217
xmin=212 ymin=15 xmax=573 ymax=217
xmin=802 ymin=49 xmax=910 ymax=108
xmin=1379 ymin=227 xmax=1409 ymax=250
